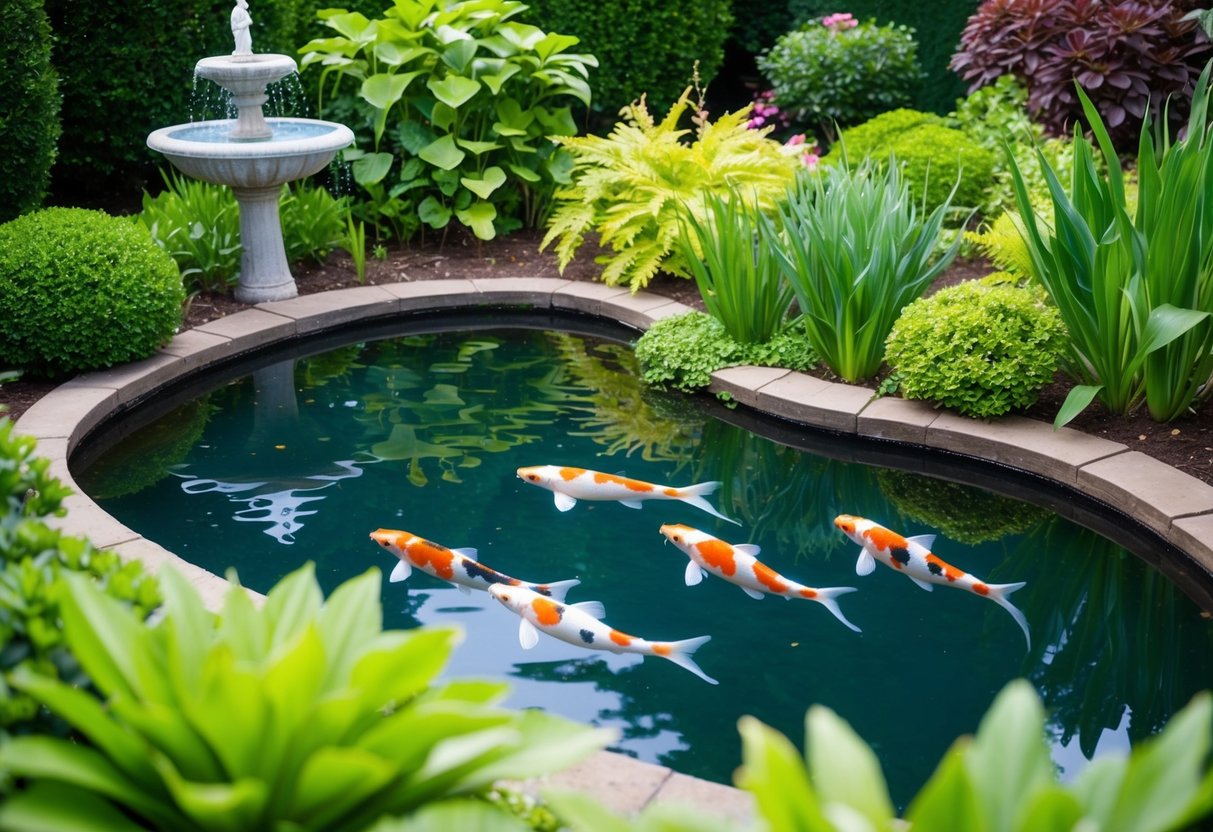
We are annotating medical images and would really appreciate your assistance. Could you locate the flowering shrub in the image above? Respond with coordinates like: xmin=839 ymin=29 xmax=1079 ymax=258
xmin=759 ymin=13 xmax=921 ymax=143
xmin=746 ymin=89 xmax=790 ymax=132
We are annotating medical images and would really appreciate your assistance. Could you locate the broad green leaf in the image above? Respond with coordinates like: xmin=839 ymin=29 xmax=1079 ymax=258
xmin=456 ymin=201 xmax=498 ymax=240
xmin=289 ymin=747 xmax=399 ymax=827
xmin=480 ymin=65 xmax=521 ymax=96
xmin=441 ymin=39 xmax=478 ymax=75
xmin=430 ymin=101 xmax=457 ymax=132
xmin=494 ymin=98 xmax=533 ymax=132
xmin=506 ymin=163 xmax=540 ymax=183
xmin=316 ymin=567 xmax=383 ymax=690
xmin=160 ymin=566 xmax=213 ymax=696
xmin=807 ymin=705 xmax=895 ymax=830
xmin=427 ymin=75 xmax=481 ymax=109
xmin=351 ymin=627 xmax=461 ymax=704
xmin=965 ymin=680 xmax=1053 ymax=832
xmin=374 ymin=43 xmax=429 ymax=67
xmin=456 ymin=710 xmax=613 ymax=786
xmin=0 ymin=782 xmax=150 ymax=832
xmin=108 ymin=698 xmax=223 ymax=782
xmin=153 ymin=756 xmax=269 ymax=832
xmin=262 ymin=562 xmax=322 ymax=653
xmin=1069 ymin=755 xmax=1128 ymax=826
xmin=905 ymin=739 xmax=985 ymax=831
xmin=352 ymin=152 xmax=394 ymax=187
xmin=1011 ymin=787 xmax=1085 ymax=832
xmin=369 ymin=799 xmax=533 ymax=832
xmin=395 ymin=121 xmax=436 ymax=155
xmin=1138 ymin=303 xmax=1209 ymax=356
xmin=456 ymin=138 xmax=503 ymax=156
xmin=534 ymin=32 xmax=580 ymax=61
xmin=358 ymin=704 xmax=513 ymax=774
xmin=460 ymin=167 xmax=507 ymax=199
xmin=181 ymin=647 xmax=267 ymax=778
xmin=218 ymin=573 xmax=267 ymax=662
xmin=58 ymin=571 xmax=143 ymax=700
xmin=419 ymin=134 xmax=466 ymax=170
xmin=1054 ymin=384 xmax=1103 ymax=430
xmin=492 ymin=121 xmax=528 ymax=138
xmin=418 ymin=196 xmax=453 ymax=229
xmin=360 ymin=72 xmax=420 ymax=111
xmin=736 ymin=715 xmax=834 ymax=832
xmin=541 ymin=792 xmax=631 ymax=832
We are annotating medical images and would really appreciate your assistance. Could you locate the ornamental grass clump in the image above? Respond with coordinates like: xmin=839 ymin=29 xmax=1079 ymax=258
xmin=885 ymin=281 xmax=1066 ymax=419
xmin=1010 ymin=62 xmax=1213 ymax=425
xmin=763 ymin=160 xmax=961 ymax=382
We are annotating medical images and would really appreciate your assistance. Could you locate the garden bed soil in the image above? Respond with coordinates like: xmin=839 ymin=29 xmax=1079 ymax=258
xmin=3 ymin=230 xmax=1213 ymax=485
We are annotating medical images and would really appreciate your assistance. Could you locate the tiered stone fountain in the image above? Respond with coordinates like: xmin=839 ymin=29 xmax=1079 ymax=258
xmin=147 ymin=1 xmax=353 ymax=303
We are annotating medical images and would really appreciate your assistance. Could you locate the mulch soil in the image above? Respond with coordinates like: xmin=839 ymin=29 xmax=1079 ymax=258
xmin=4 ymin=229 xmax=1213 ymax=485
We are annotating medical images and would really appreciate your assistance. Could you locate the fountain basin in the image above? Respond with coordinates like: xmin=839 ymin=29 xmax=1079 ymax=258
xmin=195 ymin=53 xmax=297 ymax=93
xmin=146 ymin=118 xmax=353 ymax=189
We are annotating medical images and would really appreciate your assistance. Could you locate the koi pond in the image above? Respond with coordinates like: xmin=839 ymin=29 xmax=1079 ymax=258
xmin=75 ymin=312 xmax=1213 ymax=806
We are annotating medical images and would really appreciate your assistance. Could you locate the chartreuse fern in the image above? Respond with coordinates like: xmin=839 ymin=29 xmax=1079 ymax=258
xmin=542 ymin=89 xmax=799 ymax=292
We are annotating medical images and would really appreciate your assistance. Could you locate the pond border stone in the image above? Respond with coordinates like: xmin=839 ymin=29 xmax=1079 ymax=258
xmin=15 ymin=277 xmax=1213 ymax=822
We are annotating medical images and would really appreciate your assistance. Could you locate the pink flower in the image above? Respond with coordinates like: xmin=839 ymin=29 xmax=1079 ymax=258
xmin=802 ymin=152 xmax=820 ymax=170
xmin=822 ymin=12 xmax=858 ymax=30
xmin=787 ymin=133 xmax=806 ymax=147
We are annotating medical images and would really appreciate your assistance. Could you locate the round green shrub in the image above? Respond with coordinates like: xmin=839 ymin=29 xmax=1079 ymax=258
xmin=0 ymin=208 xmax=184 ymax=378
xmin=885 ymin=281 xmax=1065 ymax=419
xmin=877 ymin=468 xmax=1048 ymax=546
xmin=759 ymin=16 xmax=921 ymax=141
xmin=0 ymin=0 xmax=59 ymax=222
xmin=834 ymin=110 xmax=996 ymax=212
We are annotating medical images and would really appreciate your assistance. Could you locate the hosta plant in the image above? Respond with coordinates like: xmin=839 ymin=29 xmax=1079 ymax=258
xmin=0 ymin=563 xmax=609 ymax=831
xmin=300 ymin=0 xmax=596 ymax=240
xmin=542 ymin=90 xmax=800 ymax=292
xmin=1010 ymin=63 xmax=1213 ymax=425
xmin=763 ymin=161 xmax=961 ymax=382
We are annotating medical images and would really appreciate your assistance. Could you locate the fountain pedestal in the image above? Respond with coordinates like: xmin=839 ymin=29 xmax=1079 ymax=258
xmin=233 ymin=185 xmax=294 ymax=303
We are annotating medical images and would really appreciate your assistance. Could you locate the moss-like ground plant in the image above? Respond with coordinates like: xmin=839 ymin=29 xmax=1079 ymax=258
xmin=885 ymin=281 xmax=1066 ymax=419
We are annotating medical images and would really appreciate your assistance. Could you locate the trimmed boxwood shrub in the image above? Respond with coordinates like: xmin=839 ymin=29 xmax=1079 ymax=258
xmin=0 ymin=208 xmax=184 ymax=378
xmin=0 ymin=0 xmax=59 ymax=222
xmin=833 ymin=109 xmax=996 ymax=212
xmin=520 ymin=0 xmax=733 ymax=117
xmin=885 ymin=281 xmax=1066 ymax=419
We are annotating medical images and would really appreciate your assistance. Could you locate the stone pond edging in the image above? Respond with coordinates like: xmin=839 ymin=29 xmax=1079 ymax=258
xmin=13 ymin=275 xmax=1213 ymax=820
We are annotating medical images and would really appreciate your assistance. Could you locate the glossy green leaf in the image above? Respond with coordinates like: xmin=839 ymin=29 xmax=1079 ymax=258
xmin=262 ymin=562 xmax=323 ymax=652
xmin=351 ymin=627 xmax=460 ymax=704
xmin=351 ymin=152 xmax=394 ymax=187
xmin=395 ymin=121 xmax=436 ymax=155
xmin=1011 ymin=787 xmax=1085 ymax=832
xmin=534 ymin=32 xmax=580 ymax=61
xmin=1053 ymin=384 xmax=1103 ymax=430
xmin=456 ymin=201 xmax=498 ymax=240
xmin=0 ymin=782 xmax=150 ymax=832
xmin=905 ymin=739 xmax=985 ymax=831
xmin=419 ymin=134 xmax=466 ymax=171
xmin=418 ymin=196 xmax=452 ymax=229
xmin=457 ymin=709 xmax=614 ymax=786
xmin=427 ymin=74 xmax=481 ymax=109
xmin=371 ymin=799 xmax=533 ymax=832
xmin=289 ymin=747 xmax=399 ymax=826
xmin=480 ymin=64 xmax=521 ymax=95
xmin=430 ymin=101 xmax=457 ymax=132
xmin=736 ymin=715 xmax=834 ymax=832
xmin=460 ymin=167 xmax=506 ymax=199
xmin=316 ymin=567 xmax=383 ymax=690
xmin=807 ymin=705 xmax=895 ymax=830
xmin=372 ymin=42 xmax=429 ymax=67
xmin=964 ymin=680 xmax=1053 ymax=832
xmin=1069 ymin=755 xmax=1128 ymax=825
xmin=441 ymin=39 xmax=478 ymax=75
xmin=153 ymin=756 xmax=269 ymax=832
xmin=159 ymin=566 xmax=213 ymax=696
xmin=506 ymin=163 xmax=540 ymax=183
xmin=361 ymin=72 xmax=420 ymax=110
xmin=457 ymin=139 xmax=503 ymax=156
xmin=58 ymin=572 xmax=142 ymax=700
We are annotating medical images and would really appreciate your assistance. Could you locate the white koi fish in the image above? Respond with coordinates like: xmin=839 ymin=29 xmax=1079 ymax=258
xmin=834 ymin=514 xmax=1030 ymax=648
xmin=659 ymin=523 xmax=861 ymax=633
xmin=487 ymin=583 xmax=718 ymax=685
xmin=369 ymin=528 xmax=579 ymax=600
xmin=517 ymin=465 xmax=738 ymax=525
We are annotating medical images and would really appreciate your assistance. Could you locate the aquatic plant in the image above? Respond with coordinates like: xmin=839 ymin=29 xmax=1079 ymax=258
xmin=0 ymin=563 xmax=609 ymax=830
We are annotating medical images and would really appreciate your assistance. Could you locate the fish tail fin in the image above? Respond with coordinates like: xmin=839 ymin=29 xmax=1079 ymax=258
xmin=661 ymin=635 xmax=718 ymax=685
xmin=810 ymin=586 xmax=862 ymax=633
xmin=541 ymin=578 xmax=581 ymax=602
xmin=677 ymin=482 xmax=739 ymax=526
xmin=987 ymin=581 xmax=1030 ymax=650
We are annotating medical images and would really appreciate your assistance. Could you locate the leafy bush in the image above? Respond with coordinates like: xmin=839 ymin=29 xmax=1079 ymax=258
xmin=877 ymin=468 xmax=1049 ymax=545
xmin=0 ymin=208 xmax=184 ymax=379
xmin=763 ymin=161 xmax=961 ymax=382
xmin=0 ymin=0 xmax=58 ymax=223
xmin=0 ymin=562 xmax=609 ymax=829
xmin=885 ymin=281 xmax=1066 ymax=418
xmin=635 ymin=312 xmax=817 ymax=393
xmin=543 ymin=91 xmax=800 ymax=291
xmin=1010 ymin=63 xmax=1213 ymax=425
xmin=833 ymin=109 xmax=996 ymax=212
xmin=0 ymin=420 xmax=160 ymax=732
xmin=301 ymin=0 xmax=596 ymax=241
xmin=951 ymin=0 xmax=1213 ymax=152
xmin=759 ymin=15 xmax=921 ymax=143
xmin=677 ymin=190 xmax=796 ymax=345
xmin=517 ymin=0 xmax=732 ymax=118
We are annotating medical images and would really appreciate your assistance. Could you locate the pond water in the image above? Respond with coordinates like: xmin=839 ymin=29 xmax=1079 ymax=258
xmin=76 ymin=318 xmax=1213 ymax=806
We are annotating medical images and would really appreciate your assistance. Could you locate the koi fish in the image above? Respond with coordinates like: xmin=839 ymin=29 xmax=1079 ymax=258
xmin=517 ymin=465 xmax=738 ymax=525
xmin=659 ymin=524 xmax=861 ymax=633
xmin=487 ymin=583 xmax=718 ymax=685
xmin=369 ymin=528 xmax=579 ymax=600
xmin=833 ymin=514 xmax=1030 ymax=648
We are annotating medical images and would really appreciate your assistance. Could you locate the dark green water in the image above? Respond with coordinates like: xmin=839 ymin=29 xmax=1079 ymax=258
xmin=77 ymin=325 xmax=1213 ymax=806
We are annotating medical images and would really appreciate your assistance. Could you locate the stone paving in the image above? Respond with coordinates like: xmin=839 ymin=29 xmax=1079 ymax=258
xmin=16 ymin=276 xmax=1213 ymax=823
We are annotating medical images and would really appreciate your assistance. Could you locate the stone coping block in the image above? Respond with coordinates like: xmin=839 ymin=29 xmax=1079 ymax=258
xmin=926 ymin=412 xmax=1127 ymax=486
xmin=53 ymin=495 xmax=142 ymax=549
xmin=709 ymin=365 xmax=791 ymax=408
xmin=599 ymin=294 xmax=690 ymax=329
xmin=383 ymin=279 xmax=478 ymax=310
xmin=15 ymin=383 xmax=117 ymax=445
xmin=159 ymin=329 xmax=238 ymax=370
xmin=194 ymin=308 xmax=297 ymax=349
xmin=552 ymin=281 xmax=634 ymax=316
xmin=257 ymin=285 xmax=399 ymax=334
xmin=470 ymin=277 xmax=572 ymax=306
xmin=652 ymin=772 xmax=754 ymax=825
xmin=1079 ymin=451 xmax=1213 ymax=536
xmin=520 ymin=750 xmax=673 ymax=817
xmin=858 ymin=396 xmax=942 ymax=444
xmin=105 ymin=537 xmax=263 ymax=612
xmin=69 ymin=353 xmax=185 ymax=405
xmin=1168 ymin=514 xmax=1213 ymax=577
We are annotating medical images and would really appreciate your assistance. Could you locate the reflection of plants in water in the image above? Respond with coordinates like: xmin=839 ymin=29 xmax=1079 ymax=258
xmin=1007 ymin=517 xmax=1213 ymax=757
xmin=547 ymin=332 xmax=701 ymax=464
xmin=295 ymin=343 xmax=364 ymax=389
xmin=80 ymin=397 xmax=214 ymax=499
xmin=877 ymin=468 xmax=1048 ymax=545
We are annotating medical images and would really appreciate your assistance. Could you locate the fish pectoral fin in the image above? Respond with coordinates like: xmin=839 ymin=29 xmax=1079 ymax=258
xmin=569 ymin=600 xmax=606 ymax=619
xmin=856 ymin=550 xmax=877 ymax=577
xmin=452 ymin=547 xmax=478 ymax=561
xmin=518 ymin=619 xmax=540 ymax=650
xmin=741 ymin=586 xmax=766 ymax=600
xmin=554 ymin=493 xmax=577 ymax=512
xmin=733 ymin=543 xmax=761 ymax=557
xmin=908 ymin=575 xmax=935 ymax=592
xmin=907 ymin=534 xmax=937 ymax=551
xmin=457 ymin=584 xmax=471 ymax=595
xmin=618 ymin=500 xmax=644 ymax=510
xmin=390 ymin=560 xmax=412 ymax=583
xmin=685 ymin=560 xmax=706 ymax=586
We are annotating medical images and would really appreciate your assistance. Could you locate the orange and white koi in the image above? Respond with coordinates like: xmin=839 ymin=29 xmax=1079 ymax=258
xmin=833 ymin=514 xmax=1030 ymax=648
xmin=369 ymin=528 xmax=579 ymax=600
xmin=517 ymin=465 xmax=738 ymax=525
xmin=487 ymin=583 xmax=718 ymax=685
xmin=659 ymin=524 xmax=861 ymax=633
